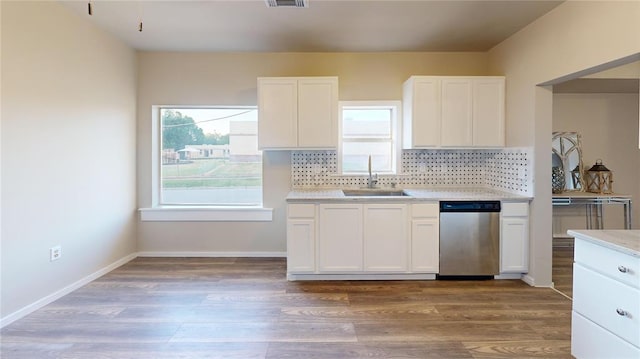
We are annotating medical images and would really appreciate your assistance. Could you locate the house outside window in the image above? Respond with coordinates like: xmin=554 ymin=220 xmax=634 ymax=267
xmin=159 ymin=107 xmax=262 ymax=206
xmin=340 ymin=101 xmax=401 ymax=174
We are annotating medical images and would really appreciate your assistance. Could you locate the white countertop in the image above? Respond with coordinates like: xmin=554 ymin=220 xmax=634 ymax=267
xmin=286 ymin=187 xmax=531 ymax=201
xmin=567 ymin=230 xmax=640 ymax=257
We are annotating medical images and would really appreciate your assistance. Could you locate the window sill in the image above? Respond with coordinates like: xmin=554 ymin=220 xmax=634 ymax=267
xmin=139 ymin=206 xmax=273 ymax=222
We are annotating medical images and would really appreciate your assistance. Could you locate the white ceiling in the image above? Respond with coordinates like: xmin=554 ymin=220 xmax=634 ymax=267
xmin=60 ymin=0 xmax=564 ymax=52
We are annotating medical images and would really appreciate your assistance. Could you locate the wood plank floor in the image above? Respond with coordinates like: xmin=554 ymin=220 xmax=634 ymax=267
xmin=1 ymin=257 xmax=573 ymax=358
xmin=552 ymin=244 xmax=574 ymax=298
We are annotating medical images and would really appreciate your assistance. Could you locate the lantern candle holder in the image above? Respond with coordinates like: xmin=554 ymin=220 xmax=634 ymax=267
xmin=571 ymin=165 xmax=583 ymax=191
xmin=585 ymin=159 xmax=613 ymax=194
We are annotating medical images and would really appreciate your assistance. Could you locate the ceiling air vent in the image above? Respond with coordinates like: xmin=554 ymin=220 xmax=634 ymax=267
xmin=265 ymin=0 xmax=308 ymax=8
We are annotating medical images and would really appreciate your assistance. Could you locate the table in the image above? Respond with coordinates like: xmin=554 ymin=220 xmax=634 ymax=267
xmin=552 ymin=192 xmax=632 ymax=237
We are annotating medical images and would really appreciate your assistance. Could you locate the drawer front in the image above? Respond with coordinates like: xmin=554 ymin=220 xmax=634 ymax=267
xmin=288 ymin=204 xmax=316 ymax=218
xmin=411 ymin=203 xmax=438 ymax=218
xmin=575 ymin=238 xmax=640 ymax=289
xmin=573 ymin=263 xmax=640 ymax=347
xmin=572 ymin=311 xmax=640 ymax=359
xmin=501 ymin=202 xmax=528 ymax=217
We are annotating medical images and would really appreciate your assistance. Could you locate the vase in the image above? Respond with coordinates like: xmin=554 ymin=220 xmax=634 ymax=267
xmin=552 ymin=166 xmax=565 ymax=194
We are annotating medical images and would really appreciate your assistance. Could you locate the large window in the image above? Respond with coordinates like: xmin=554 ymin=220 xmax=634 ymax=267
xmin=160 ymin=107 xmax=261 ymax=206
xmin=340 ymin=101 xmax=401 ymax=174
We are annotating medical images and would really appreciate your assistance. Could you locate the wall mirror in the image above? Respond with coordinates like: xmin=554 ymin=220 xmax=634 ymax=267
xmin=552 ymin=131 xmax=585 ymax=192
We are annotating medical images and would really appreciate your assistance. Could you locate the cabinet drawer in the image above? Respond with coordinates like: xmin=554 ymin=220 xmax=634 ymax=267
xmin=288 ymin=204 xmax=316 ymax=218
xmin=573 ymin=264 xmax=640 ymax=347
xmin=572 ymin=311 xmax=640 ymax=359
xmin=575 ymin=238 xmax=640 ymax=289
xmin=411 ymin=203 xmax=438 ymax=218
xmin=501 ymin=202 xmax=528 ymax=217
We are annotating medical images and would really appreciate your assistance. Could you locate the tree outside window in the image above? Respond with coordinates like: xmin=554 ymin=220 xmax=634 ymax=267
xmin=160 ymin=107 xmax=261 ymax=206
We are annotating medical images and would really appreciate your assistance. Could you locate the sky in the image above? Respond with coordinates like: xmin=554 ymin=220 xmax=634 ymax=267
xmin=173 ymin=108 xmax=257 ymax=135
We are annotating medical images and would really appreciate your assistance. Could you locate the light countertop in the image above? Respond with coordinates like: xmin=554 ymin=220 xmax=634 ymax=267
xmin=286 ymin=187 xmax=531 ymax=202
xmin=567 ymin=230 xmax=640 ymax=257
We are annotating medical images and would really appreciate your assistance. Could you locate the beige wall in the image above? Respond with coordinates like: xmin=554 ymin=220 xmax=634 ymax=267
xmin=137 ymin=52 xmax=490 ymax=253
xmin=553 ymin=93 xmax=640 ymax=232
xmin=489 ymin=0 xmax=640 ymax=286
xmin=1 ymin=2 xmax=138 ymax=321
xmin=3 ymin=2 xmax=639 ymax=323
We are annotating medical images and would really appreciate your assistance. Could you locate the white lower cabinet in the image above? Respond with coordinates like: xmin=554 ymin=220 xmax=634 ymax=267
xmin=286 ymin=204 xmax=316 ymax=273
xmin=287 ymin=199 xmax=528 ymax=280
xmin=287 ymin=201 xmax=440 ymax=278
xmin=500 ymin=202 xmax=529 ymax=273
xmin=363 ymin=204 xmax=408 ymax=272
xmin=572 ymin=236 xmax=640 ymax=358
xmin=410 ymin=203 xmax=439 ymax=273
xmin=572 ymin=311 xmax=640 ymax=359
xmin=318 ymin=204 xmax=363 ymax=272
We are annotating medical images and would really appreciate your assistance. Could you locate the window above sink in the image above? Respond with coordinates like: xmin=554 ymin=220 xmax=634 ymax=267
xmin=339 ymin=101 xmax=401 ymax=175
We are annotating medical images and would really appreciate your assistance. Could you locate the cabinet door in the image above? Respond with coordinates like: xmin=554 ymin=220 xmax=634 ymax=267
xmin=363 ymin=204 xmax=408 ymax=272
xmin=318 ymin=204 xmax=363 ymax=272
xmin=441 ymin=78 xmax=473 ymax=147
xmin=297 ymin=78 xmax=338 ymax=148
xmin=287 ymin=219 xmax=315 ymax=273
xmin=573 ymin=264 xmax=640 ymax=347
xmin=411 ymin=219 xmax=439 ymax=273
xmin=257 ymin=78 xmax=298 ymax=149
xmin=403 ymin=77 xmax=441 ymax=148
xmin=473 ymin=78 xmax=505 ymax=147
xmin=500 ymin=217 xmax=529 ymax=273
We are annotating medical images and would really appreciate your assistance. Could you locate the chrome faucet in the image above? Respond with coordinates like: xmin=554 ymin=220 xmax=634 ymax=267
xmin=367 ymin=155 xmax=378 ymax=188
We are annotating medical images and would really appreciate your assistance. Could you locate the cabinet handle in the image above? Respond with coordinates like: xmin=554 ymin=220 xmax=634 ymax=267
xmin=616 ymin=308 xmax=630 ymax=317
xmin=618 ymin=265 xmax=629 ymax=273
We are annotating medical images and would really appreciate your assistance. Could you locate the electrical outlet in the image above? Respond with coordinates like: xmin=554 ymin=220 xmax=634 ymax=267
xmin=50 ymin=245 xmax=62 ymax=261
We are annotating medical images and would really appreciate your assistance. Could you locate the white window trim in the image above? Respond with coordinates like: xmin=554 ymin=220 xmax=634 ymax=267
xmin=141 ymin=105 xmax=272 ymax=222
xmin=338 ymin=100 xmax=402 ymax=175
xmin=139 ymin=206 xmax=273 ymax=222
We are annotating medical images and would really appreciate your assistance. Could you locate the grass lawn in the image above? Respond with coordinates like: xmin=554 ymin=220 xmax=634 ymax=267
xmin=162 ymin=158 xmax=261 ymax=188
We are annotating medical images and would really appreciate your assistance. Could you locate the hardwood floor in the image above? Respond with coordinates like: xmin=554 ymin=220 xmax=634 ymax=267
xmin=552 ymin=244 xmax=575 ymax=298
xmin=1 ymin=257 xmax=573 ymax=358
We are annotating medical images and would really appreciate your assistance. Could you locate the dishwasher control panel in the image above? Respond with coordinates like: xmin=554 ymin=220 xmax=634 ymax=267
xmin=440 ymin=201 xmax=501 ymax=212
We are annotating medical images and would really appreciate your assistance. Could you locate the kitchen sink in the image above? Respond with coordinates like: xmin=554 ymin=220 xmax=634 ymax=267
xmin=342 ymin=189 xmax=409 ymax=197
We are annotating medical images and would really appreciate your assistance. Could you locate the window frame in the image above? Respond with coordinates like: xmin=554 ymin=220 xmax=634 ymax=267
xmin=140 ymin=105 xmax=272 ymax=222
xmin=338 ymin=100 xmax=402 ymax=175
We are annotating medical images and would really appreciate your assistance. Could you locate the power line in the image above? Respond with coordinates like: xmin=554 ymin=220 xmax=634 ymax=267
xmin=162 ymin=110 xmax=256 ymax=129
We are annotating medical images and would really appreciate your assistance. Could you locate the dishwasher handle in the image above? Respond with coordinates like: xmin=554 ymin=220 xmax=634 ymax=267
xmin=440 ymin=201 xmax=501 ymax=213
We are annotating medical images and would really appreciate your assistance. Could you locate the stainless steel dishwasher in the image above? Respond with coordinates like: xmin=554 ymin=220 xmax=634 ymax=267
xmin=438 ymin=201 xmax=501 ymax=277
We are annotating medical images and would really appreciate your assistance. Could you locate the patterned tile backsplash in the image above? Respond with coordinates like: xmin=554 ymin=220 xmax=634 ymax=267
xmin=291 ymin=148 xmax=532 ymax=196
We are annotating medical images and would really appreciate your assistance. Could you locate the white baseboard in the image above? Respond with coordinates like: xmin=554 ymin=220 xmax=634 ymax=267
xmin=494 ymin=273 xmax=524 ymax=280
xmin=136 ymin=251 xmax=286 ymax=258
xmin=521 ymin=273 xmax=552 ymax=287
xmin=287 ymin=273 xmax=437 ymax=281
xmin=0 ymin=253 xmax=137 ymax=329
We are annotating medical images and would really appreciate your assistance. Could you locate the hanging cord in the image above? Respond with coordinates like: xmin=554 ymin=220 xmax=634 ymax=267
xmin=137 ymin=2 xmax=143 ymax=32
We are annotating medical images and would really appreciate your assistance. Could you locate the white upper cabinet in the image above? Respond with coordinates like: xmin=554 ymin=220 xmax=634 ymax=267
xmin=473 ymin=78 xmax=505 ymax=147
xmin=441 ymin=78 xmax=474 ymax=146
xmin=258 ymin=77 xmax=338 ymax=150
xmin=403 ymin=77 xmax=441 ymax=148
xmin=402 ymin=76 xmax=505 ymax=148
xmin=258 ymin=78 xmax=298 ymax=148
